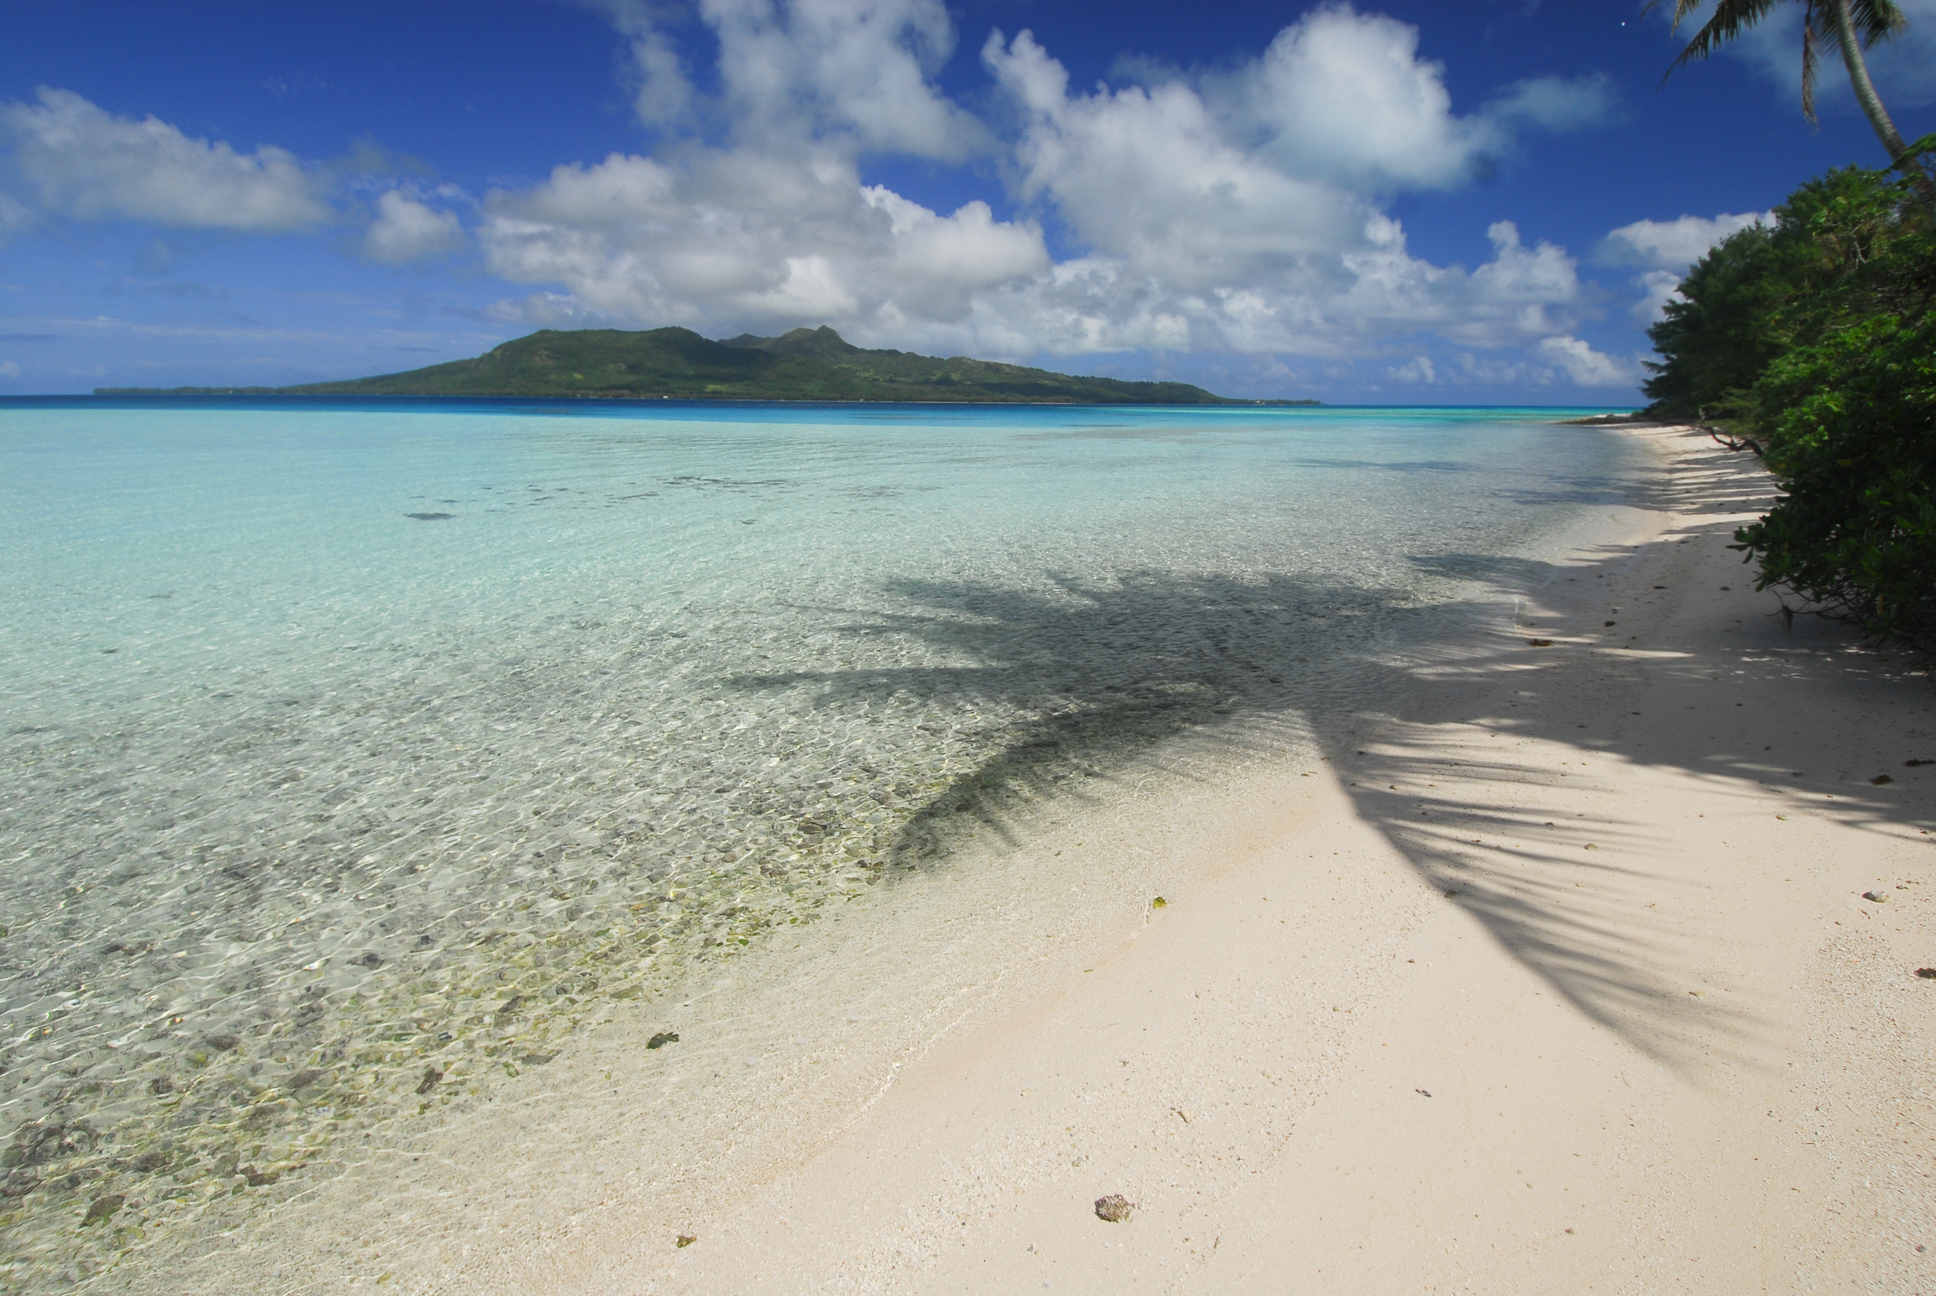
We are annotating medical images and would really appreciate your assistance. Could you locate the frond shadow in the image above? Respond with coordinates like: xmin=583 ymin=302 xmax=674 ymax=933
xmin=722 ymin=462 xmax=1934 ymax=1073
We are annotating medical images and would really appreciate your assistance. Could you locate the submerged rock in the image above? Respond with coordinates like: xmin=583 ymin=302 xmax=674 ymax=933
xmin=1094 ymin=1194 xmax=1132 ymax=1223
xmin=81 ymin=1195 xmax=124 ymax=1226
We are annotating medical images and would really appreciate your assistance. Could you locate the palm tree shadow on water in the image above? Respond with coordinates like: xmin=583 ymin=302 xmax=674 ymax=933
xmin=733 ymin=566 xmax=1427 ymax=861
xmin=728 ymin=513 xmax=1933 ymax=1076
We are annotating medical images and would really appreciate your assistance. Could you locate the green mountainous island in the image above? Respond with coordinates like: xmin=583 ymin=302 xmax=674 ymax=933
xmin=100 ymin=325 xmax=1316 ymax=405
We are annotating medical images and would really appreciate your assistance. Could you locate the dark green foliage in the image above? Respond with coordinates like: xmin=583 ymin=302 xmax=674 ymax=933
xmin=1644 ymin=165 xmax=1916 ymax=420
xmin=1641 ymin=222 xmax=1784 ymax=419
xmin=280 ymin=325 xmax=1237 ymax=405
xmin=1737 ymin=309 xmax=1936 ymax=651
xmin=1738 ymin=170 xmax=1936 ymax=652
xmin=1648 ymin=156 xmax=1936 ymax=652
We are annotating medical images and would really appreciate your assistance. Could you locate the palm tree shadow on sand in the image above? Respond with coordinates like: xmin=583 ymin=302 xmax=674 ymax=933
xmin=726 ymin=463 xmax=1932 ymax=1075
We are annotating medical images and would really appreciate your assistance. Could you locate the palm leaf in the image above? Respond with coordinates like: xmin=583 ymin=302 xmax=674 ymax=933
xmin=1847 ymin=0 xmax=1910 ymax=42
xmin=1655 ymin=0 xmax=1783 ymax=67
xmin=1647 ymin=0 xmax=1936 ymax=203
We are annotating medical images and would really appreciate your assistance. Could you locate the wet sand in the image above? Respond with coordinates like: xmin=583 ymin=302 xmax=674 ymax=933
xmin=143 ymin=423 xmax=1936 ymax=1294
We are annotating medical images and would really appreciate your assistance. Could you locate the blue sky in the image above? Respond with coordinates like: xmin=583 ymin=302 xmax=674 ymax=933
xmin=0 ymin=0 xmax=1931 ymax=401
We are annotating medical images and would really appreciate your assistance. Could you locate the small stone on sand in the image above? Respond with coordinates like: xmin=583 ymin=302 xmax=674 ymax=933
xmin=1094 ymin=1194 xmax=1132 ymax=1223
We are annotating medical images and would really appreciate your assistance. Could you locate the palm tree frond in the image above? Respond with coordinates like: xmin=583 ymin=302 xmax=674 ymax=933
xmin=1848 ymin=0 xmax=1910 ymax=41
xmin=1650 ymin=0 xmax=1936 ymax=207
xmin=1667 ymin=0 xmax=1784 ymax=67
xmin=1639 ymin=0 xmax=1717 ymax=28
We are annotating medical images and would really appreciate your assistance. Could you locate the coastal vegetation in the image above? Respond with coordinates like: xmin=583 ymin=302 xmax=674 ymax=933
xmin=100 ymin=326 xmax=1310 ymax=406
xmin=1645 ymin=152 xmax=1936 ymax=652
xmin=1646 ymin=0 xmax=1936 ymax=654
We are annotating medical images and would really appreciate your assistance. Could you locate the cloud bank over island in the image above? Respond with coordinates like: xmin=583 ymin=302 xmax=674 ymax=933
xmin=463 ymin=0 xmax=1654 ymax=387
xmin=0 ymin=0 xmax=1803 ymax=395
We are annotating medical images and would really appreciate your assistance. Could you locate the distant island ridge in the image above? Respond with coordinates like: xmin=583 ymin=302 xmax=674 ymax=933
xmin=96 ymin=325 xmax=1320 ymax=406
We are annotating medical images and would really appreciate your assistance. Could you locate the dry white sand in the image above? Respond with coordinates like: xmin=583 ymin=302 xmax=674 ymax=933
xmin=159 ymin=424 xmax=1936 ymax=1294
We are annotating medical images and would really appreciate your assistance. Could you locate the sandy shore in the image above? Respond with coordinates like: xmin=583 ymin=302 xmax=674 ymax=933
xmin=154 ymin=424 xmax=1936 ymax=1294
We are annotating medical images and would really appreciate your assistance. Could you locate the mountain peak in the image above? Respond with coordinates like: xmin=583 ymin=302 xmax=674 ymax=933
xmin=722 ymin=325 xmax=861 ymax=357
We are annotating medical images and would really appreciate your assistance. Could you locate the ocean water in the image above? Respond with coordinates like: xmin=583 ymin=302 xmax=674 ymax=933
xmin=0 ymin=398 xmax=1635 ymax=1288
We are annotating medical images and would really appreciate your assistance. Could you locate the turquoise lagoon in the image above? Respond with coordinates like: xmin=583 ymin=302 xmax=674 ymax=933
xmin=0 ymin=398 xmax=1636 ymax=1287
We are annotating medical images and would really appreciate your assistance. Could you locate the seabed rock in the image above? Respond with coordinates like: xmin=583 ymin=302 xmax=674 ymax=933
xmin=1094 ymin=1194 xmax=1133 ymax=1223
xmin=80 ymin=1195 xmax=124 ymax=1227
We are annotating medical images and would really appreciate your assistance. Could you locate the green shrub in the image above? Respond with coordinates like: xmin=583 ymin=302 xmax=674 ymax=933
xmin=1643 ymin=223 xmax=1784 ymax=420
xmin=1737 ymin=310 xmax=1936 ymax=651
xmin=1641 ymin=154 xmax=1936 ymax=654
xmin=1644 ymin=165 xmax=1921 ymax=424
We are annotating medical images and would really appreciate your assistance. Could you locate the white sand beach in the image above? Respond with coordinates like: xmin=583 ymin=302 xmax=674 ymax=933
xmin=160 ymin=424 xmax=1936 ymax=1294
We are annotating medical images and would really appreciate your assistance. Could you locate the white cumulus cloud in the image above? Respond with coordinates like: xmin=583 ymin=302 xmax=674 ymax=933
xmin=474 ymin=5 xmax=1613 ymax=362
xmin=0 ymin=87 xmax=328 ymax=232
xmin=1601 ymin=210 xmax=1770 ymax=321
xmin=1537 ymin=334 xmax=1636 ymax=386
xmin=1602 ymin=211 xmax=1769 ymax=269
xmin=0 ymin=6 xmax=1637 ymax=391
xmin=479 ymin=147 xmax=1050 ymax=334
xmin=1388 ymin=355 xmax=1437 ymax=383
xmin=704 ymin=0 xmax=988 ymax=159
xmin=364 ymin=189 xmax=465 ymax=263
xmin=588 ymin=0 xmax=988 ymax=158
xmin=586 ymin=0 xmax=700 ymax=126
xmin=1631 ymin=269 xmax=1686 ymax=325
xmin=1204 ymin=7 xmax=1499 ymax=191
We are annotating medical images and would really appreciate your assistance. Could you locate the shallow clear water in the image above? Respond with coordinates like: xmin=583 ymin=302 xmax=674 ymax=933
xmin=0 ymin=399 xmax=1633 ymax=1287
